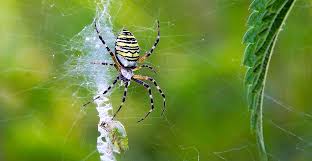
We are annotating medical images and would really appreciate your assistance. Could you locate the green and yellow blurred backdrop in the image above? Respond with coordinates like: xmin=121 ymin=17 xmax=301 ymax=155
xmin=1 ymin=0 xmax=312 ymax=161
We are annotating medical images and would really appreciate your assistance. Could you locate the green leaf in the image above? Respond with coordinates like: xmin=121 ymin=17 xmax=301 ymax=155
xmin=242 ymin=0 xmax=297 ymax=160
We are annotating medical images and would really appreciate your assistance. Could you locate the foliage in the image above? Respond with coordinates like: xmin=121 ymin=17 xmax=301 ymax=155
xmin=242 ymin=0 xmax=297 ymax=160
xmin=2 ymin=0 xmax=312 ymax=160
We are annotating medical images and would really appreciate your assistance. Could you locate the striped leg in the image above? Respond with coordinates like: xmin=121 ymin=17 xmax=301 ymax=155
xmin=138 ymin=20 xmax=160 ymax=63
xmin=132 ymin=78 xmax=155 ymax=122
xmin=133 ymin=64 xmax=157 ymax=73
xmin=133 ymin=75 xmax=166 ymax=116
xmin=83 ymin=76 xmax=120 ymax=107
xmin=94 ymin=21 xmax=121 ymax=70
xmin=112 ymin=81 xmax=130 ymax=120
xmin=146 ymin=77 xmax=166 ymax=116
xmin=91 ymin=61 xmax=115 ymax=67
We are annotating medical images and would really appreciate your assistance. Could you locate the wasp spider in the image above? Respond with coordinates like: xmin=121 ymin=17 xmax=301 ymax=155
xmin=83 ymin=20 xmax=165 ymax=122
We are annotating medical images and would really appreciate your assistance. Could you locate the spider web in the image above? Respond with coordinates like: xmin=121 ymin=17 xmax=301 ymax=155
xmin=1 ymin=0 xmax=312 ymax=161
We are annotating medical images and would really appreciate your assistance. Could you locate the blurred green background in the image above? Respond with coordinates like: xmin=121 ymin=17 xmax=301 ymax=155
xmin=1 ymin=0 xmax=312 ymax=161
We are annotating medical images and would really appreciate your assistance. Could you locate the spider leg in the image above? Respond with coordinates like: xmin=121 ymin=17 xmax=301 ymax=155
xmin=132 ymin=78 xmax=155 ymax=122
xmin=112 ymin=81 xmax=130 ymax=120
xmin=133 ymin=75 xmax=166 ymax=116
xmin=91 ymin=61 xmax=115 ymax=67
xmin=133 ymin=64 xmax=157 ymax=74
xmin=94 ymin=21 xmax=121 ymax=70
xmin=146 ymin=77 xmax=166 ymax=115
xmin=138 ymin=20 xmax=160 ymax=63
xmin=83 ymin=76 xmax=120 ymax=107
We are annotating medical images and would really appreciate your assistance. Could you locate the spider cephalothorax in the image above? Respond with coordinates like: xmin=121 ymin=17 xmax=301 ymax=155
xmin=83 ymin=21 xmax=165 ymax=122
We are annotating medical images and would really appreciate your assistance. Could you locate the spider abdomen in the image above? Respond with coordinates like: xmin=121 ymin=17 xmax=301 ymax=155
xmin=115 ymin=29 xmax=140 ymax=67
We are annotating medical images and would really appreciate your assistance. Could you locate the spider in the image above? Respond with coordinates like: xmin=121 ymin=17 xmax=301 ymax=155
xmin=83 ymin=20 xmax=166 ymax=122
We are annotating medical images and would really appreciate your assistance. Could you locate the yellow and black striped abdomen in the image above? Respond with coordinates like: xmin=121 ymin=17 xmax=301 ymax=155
xmin=115 ymin=29 xmax=140 ymax=61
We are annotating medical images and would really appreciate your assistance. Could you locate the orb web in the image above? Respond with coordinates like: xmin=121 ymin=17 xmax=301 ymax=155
xmin=67 ymin=0 xmax=127 ymax=160
xmin=1 ymin=0 xmax=312 ymax=161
